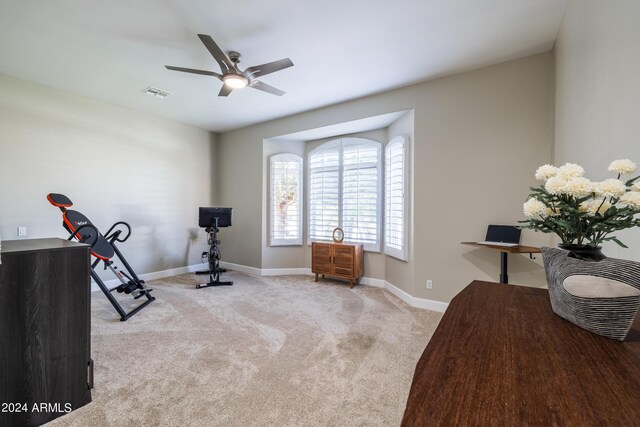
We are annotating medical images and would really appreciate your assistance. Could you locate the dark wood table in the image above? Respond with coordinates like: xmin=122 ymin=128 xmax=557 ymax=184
xmin=402 ymin=280 xmax=640 ymax=426
xmin=461 ymin=242 xmax=542 ymax=283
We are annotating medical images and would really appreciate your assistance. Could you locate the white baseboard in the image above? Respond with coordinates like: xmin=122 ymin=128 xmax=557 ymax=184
xmin=218 ymin=261 xmax=262 ymax=276
xmin=220 ymin=264 xmax=313 ymax=277
xmin=383 ymin=281 xmax=449 ymax=313
xmin=360 ymin=277 xmax=386 ymax=287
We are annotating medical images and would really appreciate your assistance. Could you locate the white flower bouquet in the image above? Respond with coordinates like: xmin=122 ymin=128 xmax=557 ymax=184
xmin=521 ymin=159 xmax=640 ymax=248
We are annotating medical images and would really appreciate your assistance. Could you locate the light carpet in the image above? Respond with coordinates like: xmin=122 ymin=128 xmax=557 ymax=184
xmin=47 ymin=272 xmax=442 ymax=427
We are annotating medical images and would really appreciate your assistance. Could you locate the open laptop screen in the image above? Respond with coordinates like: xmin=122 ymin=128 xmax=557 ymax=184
xmin=485 ymin=225 xmax=521 ymax=244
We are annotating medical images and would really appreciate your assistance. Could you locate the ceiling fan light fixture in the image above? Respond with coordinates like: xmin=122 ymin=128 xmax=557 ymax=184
xmin=165 ymin=34 xmax=292 ymax=97
xmin=223 ymin=74 xmax=248 ymax=89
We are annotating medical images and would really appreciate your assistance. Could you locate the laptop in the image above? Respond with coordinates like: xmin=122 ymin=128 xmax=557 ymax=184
xmin=477 ymin=225 xmax=521 ymax=247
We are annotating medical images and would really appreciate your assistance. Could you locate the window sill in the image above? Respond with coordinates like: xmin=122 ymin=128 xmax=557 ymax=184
xmin=269 ymin=242 xmax=303 ymax=247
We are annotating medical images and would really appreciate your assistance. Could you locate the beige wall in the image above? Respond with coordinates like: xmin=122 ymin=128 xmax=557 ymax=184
xmin=219 ymin=53 xmax=554 ymax=303
xmin=0 ymin=75 xmax=216 ymax=278
xmin=554 ymin=0 xmax=640 ymax=262
xmin=218 ymin=125 xmax=263 ymax=268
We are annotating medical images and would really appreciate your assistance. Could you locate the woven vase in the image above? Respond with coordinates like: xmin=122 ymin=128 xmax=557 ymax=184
xmin=542 ymin=247 xmax=640 ymax=341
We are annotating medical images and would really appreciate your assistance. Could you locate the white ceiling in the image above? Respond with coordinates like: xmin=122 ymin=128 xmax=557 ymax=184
xmin=0 ymin=0 xmax=567 ymax=133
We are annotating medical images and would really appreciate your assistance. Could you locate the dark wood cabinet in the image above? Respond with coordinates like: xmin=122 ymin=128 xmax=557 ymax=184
xmin=0 ymin=238 xmax=92 ymax=427
xmin=311 ymin=242 xmax=364 ymax=288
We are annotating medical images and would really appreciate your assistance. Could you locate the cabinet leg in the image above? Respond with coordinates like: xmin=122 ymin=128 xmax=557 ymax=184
xmin=322 ymin=274 xmax=325 ymax=279
xmin=315 ymin=273 xmax=318 ymax=282
xmin=350 ymin=280 xmax=354 ymax=289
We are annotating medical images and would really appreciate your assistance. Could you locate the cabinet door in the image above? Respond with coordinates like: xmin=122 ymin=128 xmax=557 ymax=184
xmin=312 ymin=243 xmax=333 ymax=275
xmin=0 ymin=244 xmax=91 ymax=426
xmin=333 ymin=245 xmax=355 ymax=277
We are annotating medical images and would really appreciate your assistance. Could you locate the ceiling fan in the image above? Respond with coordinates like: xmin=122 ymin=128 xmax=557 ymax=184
xmin=165 ymin=34 xmax=294 ymax=97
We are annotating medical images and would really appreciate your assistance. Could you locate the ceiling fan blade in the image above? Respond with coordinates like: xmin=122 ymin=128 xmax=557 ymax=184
xmin=218 ymin=84 xmax=234 ymax=97
xmin=244 ymin=58 xmax=294 ymax=78
xmin=250 ymin=80 xmax=286 ymax=96
xmin=165 ymin=66 xmax=222 ymax=79
xmin=197 ymin=34 xmax=235 ymax=73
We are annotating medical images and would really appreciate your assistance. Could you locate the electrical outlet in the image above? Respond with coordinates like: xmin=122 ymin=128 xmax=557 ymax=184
xmin=17 ymin=226 xmax=27 ymax=237
xmin=426 ymin=279 xmax=433 ymax=289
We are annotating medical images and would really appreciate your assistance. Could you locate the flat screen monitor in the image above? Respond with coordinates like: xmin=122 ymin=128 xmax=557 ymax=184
xmin=199 ymin=207 xmax=233 ymax=228
xmin=485 ymin=225 xmax=521 ymax=244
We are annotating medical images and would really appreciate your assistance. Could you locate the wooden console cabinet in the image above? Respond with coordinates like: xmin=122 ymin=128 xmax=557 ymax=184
xmin=0 ymin=238 xmax=92 ymax=427
xmin=311 ymin=242 xmax=364 ymax=288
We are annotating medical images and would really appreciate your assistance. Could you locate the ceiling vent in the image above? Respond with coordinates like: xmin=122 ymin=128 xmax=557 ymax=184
xmin=143 ymin=86 xmax=170 ymax=98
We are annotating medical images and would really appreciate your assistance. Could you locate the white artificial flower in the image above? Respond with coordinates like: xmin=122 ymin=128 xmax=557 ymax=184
xmin=545 ymin=176 xmax=567 ymax=195
xmin=608 ymin=159 xmax=637 ymax=175
xmin=598 ymin=200 xmax=613 ymax=214
xmin=535 ymin=164 xmax=558 ymax=181
xmin=620 ymin=191 xmax=640 ymax=209
xmin=579 ymin=199 xmax=612 ymax=216
xmin=545 ymin=207 xmax=560 ymax=217
xmin=632 ymin=182 xmax=640 ymax=192
xmin=523 ymin=198 xmax=547 ymax=217
xmin=557 ymin=163 xmax=585 ymax=180
xmin=595 ymin=179 xmax=627 ymax=198
xmin=563 ymin=177 xmax=594 ymax=198
xmin=578 ymin=201 xmax=590 ymax=213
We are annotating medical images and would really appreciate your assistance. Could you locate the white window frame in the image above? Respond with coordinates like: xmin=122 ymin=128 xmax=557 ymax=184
xmin=384 ymin=136 xmax=409 ymax=261
xmin=308 ymin=138 xmax=382 ymax=252
xmin=269 ymin=153 xmax=303 ymax=246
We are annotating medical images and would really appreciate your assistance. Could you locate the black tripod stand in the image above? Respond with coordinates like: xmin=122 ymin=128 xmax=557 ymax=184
xmin=196 ymin=217 xmax=233 ymax=289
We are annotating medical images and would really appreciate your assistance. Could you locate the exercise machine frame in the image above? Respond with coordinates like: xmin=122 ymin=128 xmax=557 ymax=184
xmin=196 ymin=207 xmax=233 ymax=289
xmin=48 ymin=193 xmax=155 ymax=321
xmin=93 ymin=222 xmax=155 ymax=320
xmin=196 ymin=217 xmax=233 ymax=289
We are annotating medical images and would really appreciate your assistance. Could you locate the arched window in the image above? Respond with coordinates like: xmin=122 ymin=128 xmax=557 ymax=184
xmin=269 ymin=153 xmax=303 ymax=246
xmin=384 ymin=136 xmax=409 ymax=260
xmin=309 ymin=138 xmax=382 ymax=251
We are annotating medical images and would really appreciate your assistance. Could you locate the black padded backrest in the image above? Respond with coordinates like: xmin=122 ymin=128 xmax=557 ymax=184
xmin=47 ymin=193 xmax=73 ymax=208
xmin=63 ymin=210 xmax=114 ymax=260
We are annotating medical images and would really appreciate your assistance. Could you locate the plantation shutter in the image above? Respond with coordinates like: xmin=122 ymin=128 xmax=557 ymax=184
xmin=342 ymin=139 xmax=381 ymax=251
xmin=309 ymin=141 xmax=340 ymax=242
xmin=270 ymin=154 xmax=303 ymax=246
xmin=309 ymin=138 xmax=382 ymax=251
xmin=384 ymin=136 xmax=408 ymax=260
